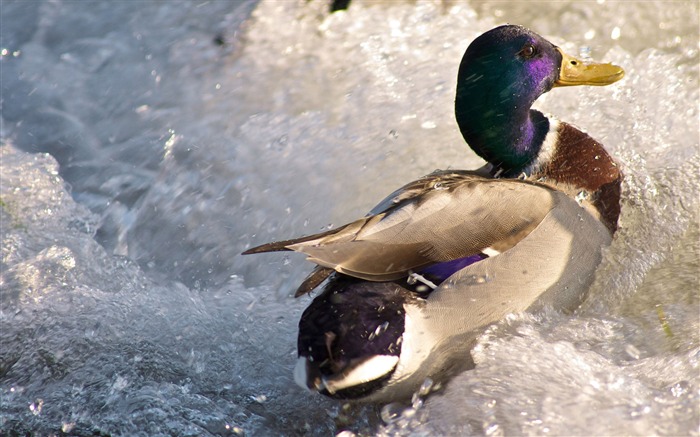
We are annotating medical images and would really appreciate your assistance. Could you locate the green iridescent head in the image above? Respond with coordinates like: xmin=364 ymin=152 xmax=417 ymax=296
xmin=455 ymin=25 xmax=624 ymax=172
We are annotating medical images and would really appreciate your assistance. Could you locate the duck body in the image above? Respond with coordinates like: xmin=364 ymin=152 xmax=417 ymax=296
xmin=287 ymin=171 xmax=611 ymax=402
xmin=242 ymin=25 xmax=624 ymax=402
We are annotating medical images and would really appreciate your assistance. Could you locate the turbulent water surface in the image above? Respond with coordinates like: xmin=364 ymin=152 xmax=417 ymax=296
xmin=1 ymin=0 xmax=699 ymax=435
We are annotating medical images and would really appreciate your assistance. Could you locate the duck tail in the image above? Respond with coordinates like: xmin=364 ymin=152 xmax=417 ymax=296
xmin=241 ymin=222 xmax=354 ymax=255
xmin=241 ymin=239 xmax=295 ymax=254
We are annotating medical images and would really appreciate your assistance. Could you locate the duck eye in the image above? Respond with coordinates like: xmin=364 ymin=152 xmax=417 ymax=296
xmin=519 ymin=44 xmax=536 ymax=59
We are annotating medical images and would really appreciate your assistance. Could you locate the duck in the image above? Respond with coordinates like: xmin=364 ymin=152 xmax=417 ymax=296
xmin=242 ymin=25 xmax=624 ymax=402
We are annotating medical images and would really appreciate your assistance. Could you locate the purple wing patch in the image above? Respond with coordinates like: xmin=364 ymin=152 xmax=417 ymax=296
xmin=419 ymin=253 xmax=488 ymax=283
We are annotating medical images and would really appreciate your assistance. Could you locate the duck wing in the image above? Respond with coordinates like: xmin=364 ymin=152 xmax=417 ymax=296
xmin=243 ymin=171 xmax=560 ymax=282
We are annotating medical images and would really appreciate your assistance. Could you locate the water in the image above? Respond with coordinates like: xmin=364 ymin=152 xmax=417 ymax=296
xmin=1 ymin=0 xmax=698 ymax=435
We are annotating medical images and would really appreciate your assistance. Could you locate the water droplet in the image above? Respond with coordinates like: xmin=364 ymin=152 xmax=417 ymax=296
xmin=462 ymin=274 xmax=490 ymax=285
xmin=624 ymin=344 xmax=641 ymax=360
xmin=611 ymin=26 xmax=621 ymax=40
xmin=485 ymin=422 xmax=501 ymax=436
xmin=29 ymin=399 xmax=44 ymax=415
xmin=251 ymin=394 xmax=267 ymax=403
xmin=246 ymin=300 xmax=256 ymax=311
xmin=415 ymin=378 xmax=432 ymax=397
xmin=380 ymin=402 xmax=404 ymax=424
xmin=575 ymin=190 xmax=589 ymax=205
xmin=670 ymin=381 xmax=689 ymax=397
xmin=411 ymin=394 xmax=424 ymax=410
xmin=369 ymin=321 xmax=389 ymax=341
xmin=402 ymin=407 xmax=417 ymax=418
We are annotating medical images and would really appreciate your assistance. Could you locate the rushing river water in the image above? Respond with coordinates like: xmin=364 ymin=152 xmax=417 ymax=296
xmin=1 ymin=0 xmax=698 ymax=435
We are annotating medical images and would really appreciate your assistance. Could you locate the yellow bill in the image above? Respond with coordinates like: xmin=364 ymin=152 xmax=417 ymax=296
xmin=555 ymin=47 xmax=625 ymax=87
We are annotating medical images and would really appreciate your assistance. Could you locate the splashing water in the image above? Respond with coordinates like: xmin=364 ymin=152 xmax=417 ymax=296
xmin=1 ymin=0 xmax=698 ymax=435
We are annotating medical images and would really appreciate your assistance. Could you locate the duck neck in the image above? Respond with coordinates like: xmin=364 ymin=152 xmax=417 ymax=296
xmin=456 ymin=101 xmax=550 ymax=176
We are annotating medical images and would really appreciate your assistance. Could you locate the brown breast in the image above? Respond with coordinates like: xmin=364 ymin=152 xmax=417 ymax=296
xmin=536 ymin=122 xmax=623 ymax=233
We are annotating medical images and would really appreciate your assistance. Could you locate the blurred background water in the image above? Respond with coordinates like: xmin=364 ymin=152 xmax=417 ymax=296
xmin=1 ymin=0 xmax=698 ymax=435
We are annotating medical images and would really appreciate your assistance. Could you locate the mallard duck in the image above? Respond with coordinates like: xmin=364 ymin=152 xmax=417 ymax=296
xmin=242 ymin=25 xmax=624 ymax=402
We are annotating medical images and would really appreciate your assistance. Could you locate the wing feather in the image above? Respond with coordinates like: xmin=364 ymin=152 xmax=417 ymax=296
xmin=285 ymin=174 xmax=558 ymax=280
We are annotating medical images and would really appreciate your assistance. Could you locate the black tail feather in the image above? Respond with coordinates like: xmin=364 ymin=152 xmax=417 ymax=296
xmin=294 ymin=266 xmax=335 ymax=297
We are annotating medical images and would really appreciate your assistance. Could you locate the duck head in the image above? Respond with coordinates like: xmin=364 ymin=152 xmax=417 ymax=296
xmin=455 ymin=24 xmax=624 ymax=174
